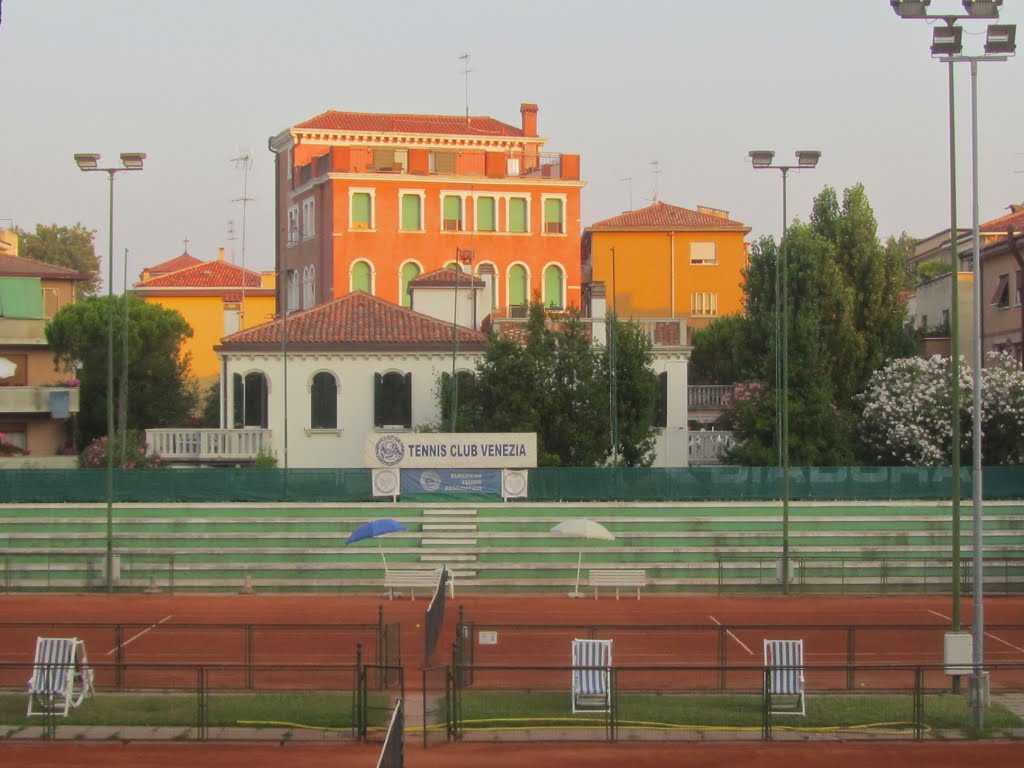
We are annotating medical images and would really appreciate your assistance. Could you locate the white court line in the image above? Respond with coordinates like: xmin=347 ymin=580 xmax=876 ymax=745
xmin=929 ymin=610 xmax=951 ymax=621
xmin=927 ymin=610 xmax=1024 ymax=655
xmin=708 ymin=615 xmax=754 ymax=656
xmin=106 ymin=615 xmax=174 ymax=656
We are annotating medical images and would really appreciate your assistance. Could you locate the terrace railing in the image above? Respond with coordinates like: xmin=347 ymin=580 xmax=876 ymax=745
xmin=145 ymin=428 xmax=272 ymax=463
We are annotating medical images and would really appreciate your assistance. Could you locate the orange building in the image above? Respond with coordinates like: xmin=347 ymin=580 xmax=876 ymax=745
xmin=133 ymin=249 xmax=276 ymax=382
xmin=583 ymin=202 xmax=750 ymax=340
xmin=268 ymin=103 xmax=584 ymax=317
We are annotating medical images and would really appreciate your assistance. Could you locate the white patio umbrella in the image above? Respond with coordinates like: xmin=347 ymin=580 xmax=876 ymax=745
xmin=551 ymin=519 xmax=615 ymax=598
xmin=0 ymin=357 xmax=17 ymax=380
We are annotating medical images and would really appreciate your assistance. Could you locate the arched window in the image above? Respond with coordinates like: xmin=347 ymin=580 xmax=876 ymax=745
xmin=374 ymin=371 xmax=412 ymax=429
xmin=351 ymin=261 xmax=372 ymax=293
xmin=302 ymin=265 xmax=316 ymax=308
xmin=400 ymin=262 xmax=421 ymax=307
xmin=508 ymin=264 xmax=528 ymax=309
xmin=233 ymin=371 xmax=269 ymax=429
xmin=310 ymin=371 xmax=338 ymax=429
xmin=543 ymin=265 xmax=564 ymax=309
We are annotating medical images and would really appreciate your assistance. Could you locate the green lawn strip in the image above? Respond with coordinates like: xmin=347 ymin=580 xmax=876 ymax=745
xmin=1 ymin=691 xmax=393 ymax=730
xmin=457 ymin=691 xmax=1023 ymax=736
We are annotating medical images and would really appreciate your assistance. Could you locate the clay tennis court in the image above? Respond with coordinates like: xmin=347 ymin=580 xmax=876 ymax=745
xmin=2 ymin=592 xmax=1022 ymax=767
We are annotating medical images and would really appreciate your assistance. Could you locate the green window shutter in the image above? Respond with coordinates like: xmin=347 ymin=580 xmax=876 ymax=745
xmin=544 ymin=266 xmax=563 ymax=309
xmin=311 ymin=372 xmax=337 ymax=429
xmin=400 ymin=195 xmax=421 ymax=230
xmin=544 ymin=198 xmax=563 ymax=233
xmin=352 ymin=262 xmax=372 ymax=293
xmin=477 ymin=197 xmax=495 ymax=231
xmin=352 ymin=193 xmax=371 ymax=226
xmin=0 ymin=277 xmax=44 ymax=318
xmin=509 ymin=265 xmax=527 ymax=306
xmin=443 ymin=195 xmax=462 ymax=227
xmin=232 ymin=373 xmax=244 ymax=429
xmin=400 ymin=263 xmax=421 ymax=307
xmin=402 ymin=372 xmax=413 ymax=428
xmin=373 ymin=373 xmax=383 ymax=427
xmin=509 ymin=198 xmax=527 ymax=232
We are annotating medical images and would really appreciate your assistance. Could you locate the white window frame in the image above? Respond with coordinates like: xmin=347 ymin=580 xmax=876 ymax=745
xmin=350 ymin=259 xmax=375 ymax=294
xmin=691 ymin=291 xmax=718 ymax=317
xmin=505 ymin=194 xmax=532 ymax=234
xmin=690 ymin=242 xmax=718 ymax=265
xmin=287 ymin=269 xmax=301 ymax=313
xmin=472 ymin=193 xmax=498 ymax=233
xmin=287 ymin=205 xmax=299 ymax=246
xmin=440 ymin=191 xmax=469 ymax=233
xmin=540 ymin=193 xmax=568 ymax=236
xmin=301 ymin=197 xmax=316 ymax=239
xmin=349 ymin=188 xmax=376 ymax=231
xmin=302 ymin=265 xmax=316 ymax=309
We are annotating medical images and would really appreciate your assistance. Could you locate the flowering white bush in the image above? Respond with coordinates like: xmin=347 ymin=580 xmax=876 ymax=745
xmin=856 ymin=352 xmax=1024 ymax=465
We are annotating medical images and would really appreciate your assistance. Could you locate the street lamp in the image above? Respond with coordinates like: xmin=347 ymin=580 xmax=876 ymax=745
xmin=74 ymin=152 xmax=146 ymax=592
xmin=748 ymin=149 xmax=820 ymax=596
xmin=892 ymin=0 xmax=1007 ymax=657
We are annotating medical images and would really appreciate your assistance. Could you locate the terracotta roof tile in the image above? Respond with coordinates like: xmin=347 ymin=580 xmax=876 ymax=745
xmin=981 ymin=205 xmax=1024 ymax=235
xmin=409 ymin=267 xmax=485 ymax=288
xmin=148 ymin=252 xmax=202 ymax=275
xmin=588 ymin=201 xmax=748 ymax=231
xmin=136 ymin=260 xmax=263 ymax=289
xmin=0 ymin=253 xmax=90 ymax=280
xmin=219 ymin=291 xmax=488 ymax=349
xmin=295 ymin=110 xmax=522 ymax=138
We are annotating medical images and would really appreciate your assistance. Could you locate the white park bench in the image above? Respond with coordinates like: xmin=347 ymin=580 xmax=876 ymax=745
xmin=588 ymin=568 xmax=647 ymax=599
xmin=384 ymin=568 xmax=455 ymax=600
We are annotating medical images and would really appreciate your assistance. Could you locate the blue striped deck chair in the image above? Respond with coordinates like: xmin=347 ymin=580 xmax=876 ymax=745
xmin=763 ymin=639 xmax=805 ymax=716
xmin=571 ymin=638 xmax=612 ymax=713
xmin=27 ymin=637 xmax=95 ymax=717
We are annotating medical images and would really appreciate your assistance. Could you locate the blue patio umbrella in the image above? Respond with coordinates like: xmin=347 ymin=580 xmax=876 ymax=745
xmin=345 ymin=518 xmax=407 ymax=570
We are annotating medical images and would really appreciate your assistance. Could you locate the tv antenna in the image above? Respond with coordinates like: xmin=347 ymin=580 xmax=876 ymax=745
xmin=618 ymin=177 xmax=633 ymax=212
xmin=649 ymin=160 xmax=662 ymax=203
xmin=231 ymin=150 xmax=255 ymax=323
xmin=459 ymin=53 xmax=471 ymax=124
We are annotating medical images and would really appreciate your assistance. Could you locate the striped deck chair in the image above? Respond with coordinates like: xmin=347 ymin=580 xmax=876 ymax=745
xmin=763 ymin=639 xmax=805 ymax=716
xmin=571 ymin=638 xmax=612 ymax=713
xmin=27 ymin=637 xmax=95 ymax=717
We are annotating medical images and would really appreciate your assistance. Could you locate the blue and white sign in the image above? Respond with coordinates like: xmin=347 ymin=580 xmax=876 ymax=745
xmin=400 ymin=469 xmax=501 ymax=495
xmin=365 ymin=432 xmax=537 ymax=469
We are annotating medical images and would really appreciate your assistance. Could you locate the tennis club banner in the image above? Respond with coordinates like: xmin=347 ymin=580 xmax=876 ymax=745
xmin=400 ymin=468 xmax=501 ymax=495
xmin=365 ymin=432 xmax=537 ymax=469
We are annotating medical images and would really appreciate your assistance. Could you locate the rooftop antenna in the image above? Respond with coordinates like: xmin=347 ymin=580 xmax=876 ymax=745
xmin=459 ymin=53 xmax=471 ymax=124
xmin=618 ymin=177 xmax=633 ymax=211
xmin=649 ymin=160 xmax=662 ymax=203
xmin=231 ymin=150 xmax=254 ymax=324
xmin=226 ymin=219 xmax=237 ymax=264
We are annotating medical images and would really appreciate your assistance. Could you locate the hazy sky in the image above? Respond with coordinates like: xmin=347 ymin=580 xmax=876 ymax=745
xmin=2 ymin=1 xmax=1022 ymax=292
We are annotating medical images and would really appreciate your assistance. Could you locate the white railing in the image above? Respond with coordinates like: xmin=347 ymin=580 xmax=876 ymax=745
xmin=145 ymin=429 xmax=272 ymax=462
xmin=688 ymin=384 xmax=735 ymax=411
xmin=687 ymin=430 xmax=735 ymax=465
xmin=489 ymin=316 xmax=688 ymax=349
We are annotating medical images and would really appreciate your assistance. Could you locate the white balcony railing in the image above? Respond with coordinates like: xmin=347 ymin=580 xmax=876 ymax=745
xmin=688 ymin=384 xmax=735 ymax=411
xmin=145 ymin=428 xmax=272 ymax=462
xmin=688 ymin=430 xmax=736 ymax=465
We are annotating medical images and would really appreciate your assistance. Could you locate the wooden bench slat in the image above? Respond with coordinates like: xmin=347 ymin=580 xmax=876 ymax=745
xmin=588 ymin=569 xmax=646 ymax=600
xmin=383 ymin=569 xmax=455 ymax=601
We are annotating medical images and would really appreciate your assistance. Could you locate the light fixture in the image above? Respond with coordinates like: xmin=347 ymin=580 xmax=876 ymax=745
xmin=74 ymin=153 xmax=100 ymax=171
xmin=891 ymin=0 xmax=931 ymax=19
xmin=796 ymin=151 xmax=821 ymax=168
xmin=984 ymin=24 xmax=1016 ymax=55
xmin=748 ymin=150 xmax=774 ymax=168
xmin=120 ymin=152 xmax=147 ymax=170
xmin=932 ymin=25 xmax=964 ymax=56
xmin=963 ymin=0 xmax=1002 ymax=18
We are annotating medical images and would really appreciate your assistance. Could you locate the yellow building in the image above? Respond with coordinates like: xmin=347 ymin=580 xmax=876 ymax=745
xmin=133 ymin=249 xmax=277 ymax=383
xmin=583 ymin=202 xmax=750 ymax=341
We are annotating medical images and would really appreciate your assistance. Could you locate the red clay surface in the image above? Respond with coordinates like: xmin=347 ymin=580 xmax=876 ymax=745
xmin=1 ymin=592 xmax=1022 ymax=767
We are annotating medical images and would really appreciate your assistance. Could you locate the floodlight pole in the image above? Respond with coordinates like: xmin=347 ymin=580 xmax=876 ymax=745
xmin=74 ymin=152 xmax=145 ymax=592
xmin=749 ymin=151 xmax=819 ymax=595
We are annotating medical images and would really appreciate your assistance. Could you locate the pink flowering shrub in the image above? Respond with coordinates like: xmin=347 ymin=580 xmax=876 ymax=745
xmin=0 ymin=432 xmax=29 ymax=456
xmin=79 ymin=431 xmax=161 ymax=469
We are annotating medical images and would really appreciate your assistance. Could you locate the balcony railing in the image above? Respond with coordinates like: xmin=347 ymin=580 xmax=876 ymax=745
xmin=0 ymin=386 xmax=79 ymax=415
xmin=688 ymin=430 xmax=736 ymax=465
xmin=0 ymin=318 xmax=47 ymax=344
xmin=489 ymin=315 xmax=688 ymax=349
xmin=688 ymin=384 xmax=735 ymax=412
xmin=145 ymin=429 xmax=272 ymax=463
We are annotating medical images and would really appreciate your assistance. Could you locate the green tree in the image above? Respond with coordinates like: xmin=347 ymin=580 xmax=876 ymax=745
xmin=443 ymin=302 xmax=659 ymax=467
xmin=13 ymin=223 xmax=101 ymax=297
xmin=721 ymin=184 xmax=917 ymax=466
xmin=45 ymin=294 xmax=197 ymax=446
xmin=690 ymin=314 xmax=754 ymax=385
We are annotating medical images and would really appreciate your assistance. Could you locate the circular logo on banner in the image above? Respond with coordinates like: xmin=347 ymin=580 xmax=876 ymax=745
xmin=375 ymin=435 xmax=405 ymax=466
xmin=373 ymin=469 xmax=398 ymax=495
xmin=503 ymin=470 xmax=526 ymax=497
xmin=420 ymin=470 xmax=442 ymax=492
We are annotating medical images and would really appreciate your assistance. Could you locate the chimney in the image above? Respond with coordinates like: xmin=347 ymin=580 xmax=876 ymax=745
xmin=520 ymin=103 xmax=538 ymax=137
xmin=218 ymin=247 xmax=225 ymax=261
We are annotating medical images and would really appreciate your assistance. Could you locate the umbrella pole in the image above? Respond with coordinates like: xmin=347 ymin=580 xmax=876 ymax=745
xmin=379 ymin=541 xmax=388 ymax=572
xmin=570 ymin=550 xmax=583 ymax=598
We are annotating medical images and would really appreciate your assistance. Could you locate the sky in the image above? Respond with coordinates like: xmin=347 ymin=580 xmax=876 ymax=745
xmin=1 ymin=0 xmax=1022 ymax=293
